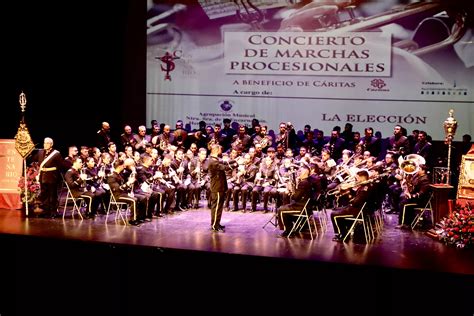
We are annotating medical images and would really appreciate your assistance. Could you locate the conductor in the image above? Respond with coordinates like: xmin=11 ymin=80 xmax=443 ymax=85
xmin=208 ymin=144 xmax=237 ymax=232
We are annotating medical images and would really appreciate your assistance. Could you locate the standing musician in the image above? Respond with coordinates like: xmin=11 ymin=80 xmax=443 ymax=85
xmin=64 ymin=158 xmax=102 ymax=218
xmin=153 ymin=124 xmax=174 ymax=155
xmin=231 ymin=125 xmax=251 ymax=154
xmin=412 ymin=131 xmax=432 ymax=167
xmin=96 ymin=122 xmax=111 ymax=153
xmin=133 ymin=125 xmax=151 ymax=154
xmin=396 ymin=164 xmax=431 ymax=229
xmin=120 ymin=125 xmax=138 ymax=150
xmin=253 ymin=125 xmax=273 ymax=154
xmin=277 ymin=165 xmax=313 ymax=238
xmin=324 ymin=130 xmax=345 ymax=161
xmin=330 ymin=170 xmax=374 ymax=242
xmin=107 ymin=159 xmax=147 ymax=226
xmin=34 ymin=137 xmax=63 ymax=218
xmin=275 ymin=122 xmax=297 ymax=153
xmin=172 ymin=120 xmax=188 ymax=150
xmin=357 ymin=127 xmax=380 ymax=158
xmin=208 ymin=144 xmax=238 ymax=232
xmin=387 ymin=125 xmax=410 ymax=159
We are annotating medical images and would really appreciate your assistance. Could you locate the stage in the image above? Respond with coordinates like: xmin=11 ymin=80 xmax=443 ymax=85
xmin=0 ymin=206 xmax=473 ymax=315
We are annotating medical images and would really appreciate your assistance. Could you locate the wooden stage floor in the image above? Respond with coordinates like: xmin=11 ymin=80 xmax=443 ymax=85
xmin=0 ymin=207 xmax=473 ymax=315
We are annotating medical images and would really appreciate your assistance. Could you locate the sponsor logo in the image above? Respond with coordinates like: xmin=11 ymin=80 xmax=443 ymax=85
xmin=367 ymin=78 xmax=389 ymax=92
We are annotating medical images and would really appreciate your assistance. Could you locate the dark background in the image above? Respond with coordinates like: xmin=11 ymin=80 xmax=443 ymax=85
xmin=1 ymin=0 xmax=146 ymax=154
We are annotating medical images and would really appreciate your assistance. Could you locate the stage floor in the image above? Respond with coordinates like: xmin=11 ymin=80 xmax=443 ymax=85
xmin=0 ymin=206 xmax=473 ymax=276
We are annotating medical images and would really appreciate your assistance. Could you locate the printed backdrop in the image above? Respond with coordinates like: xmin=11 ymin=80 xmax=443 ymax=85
xmin=147 ymin=0 xmax=473 ymax=140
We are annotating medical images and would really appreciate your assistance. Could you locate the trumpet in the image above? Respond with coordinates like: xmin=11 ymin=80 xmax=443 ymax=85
xmin=287 ymin=1 xmax=467 ymax=57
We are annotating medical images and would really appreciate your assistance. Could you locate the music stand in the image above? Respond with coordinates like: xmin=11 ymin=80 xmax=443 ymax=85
xmin=262 ymin=203 xmax=278 ymax=228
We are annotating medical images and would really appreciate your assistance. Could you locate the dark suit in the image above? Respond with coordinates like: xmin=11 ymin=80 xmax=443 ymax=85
xmin=35 ymin=149 xmax=63 ymax=215
xmin=64 ymin=168 xmax=100 ymax=215
xmin=208 ymin=156 xmax=236 ymax=229
xmin=277 ymin=178 xmax=313 ymax=233
xmin=330 ymin=183 xmax=373 ymax=238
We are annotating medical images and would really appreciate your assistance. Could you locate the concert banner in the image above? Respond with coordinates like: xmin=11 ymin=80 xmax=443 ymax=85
xmin=147 ymin=0 xmax=473 ymax=140
xmin=0 ymin=139 xmax=22 ymax=209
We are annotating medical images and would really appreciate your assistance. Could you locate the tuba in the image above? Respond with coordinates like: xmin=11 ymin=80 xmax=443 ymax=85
xmin=398 ymin=154 xmax=426 ymax=175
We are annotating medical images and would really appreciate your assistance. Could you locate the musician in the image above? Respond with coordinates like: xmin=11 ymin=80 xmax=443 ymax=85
xmin=301 ymin=131 xmax=317 ymax=155
xmin=330 ymin=170 xmax=374 ymax=241
xmin=64 ymin=158 xmax=102 ymax=218
xmin=172 ymin=120 xmax=188 ymax=150
xmin=134 ymin=125 xmax=151 ymax=154
xmin=277 ymin=158 xmax=298 ymax=207
xmin=79 ymin=146 xmax=90 ymax=164
xmin=224 ymin=149 xmax=241 ymax=211
xmin=231 ymin=125 xmax=251 ymax=154
xmin=124 ymin=145 xmax=134 ymax=160
xmin=237 ymin=152 xmax=259 ymax=212
xmin=294 ymin=146 xmax=308 ymax=162
xmin=253 ymin=125 xmax=272 ymax=153
xmin=277 ymin=165 xmax=313 ymax=238
xmin=155 ymin=154 xmax=178 ymax=214
xmin=275 ymin=122 xmax=297 ymax=153
xmin=220 ymin=118 xmax=236 ymax=152
xmin=83 ymin=157 xmax=107 ymax=213
xmin=188 ymin=148 xmax=209 ymax=209
xmin=388 ymin=125 xmax=410 ymax=159
xmin=171 ymin=148 xmax=190 ymax=211
xmin=153 ymin=124 xmax=174 ymax=155
xmin=412 ymin=131 xmax=432 ymax=167
xmin=358 ymin=127 xmax=380 ymax=158
xmin=208 ymin=144 xmax=238 ymax=232
xmin=252 ymin=155 xmax=278 ymax=213
xmin=319 ymin=148 xmax=337 ymax=179
xmin=136 ymin=155 xmax=165 ymax=218
xmin=325 ymin=130 xmax=345 ymax=161
xmin=96 ymin=121 xmax=111 ymax=153
xmin=107 ymin=159 xmax=147 ymax=226
xmin=63 ymin=145 xmax=79 ymax=171
xmin=247 ymin=118 xmax=260 ymax=137
xmin=34 ymin=137 xmax=63 ymax=218
xmin=107 ymin=142 xmax=119 ymax=164
xmin=120 ymin=125 xmax=138 ymax=150
xmin=207 ymin=123 xmax=223 ymax=152
xmin=396 ymin=164 xmax=431 ymax=229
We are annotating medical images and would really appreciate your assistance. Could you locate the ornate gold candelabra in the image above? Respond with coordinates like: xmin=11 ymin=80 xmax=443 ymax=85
xmin=443 ymin=109 xmax=458 ymax=185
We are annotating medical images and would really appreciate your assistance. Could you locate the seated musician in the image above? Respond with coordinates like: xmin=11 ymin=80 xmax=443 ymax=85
xmin=277 ymin=165 xmax=313 ymax=238
xmin=330 ymin=170 xmax=373 ymax=242
xmin=107 ymin=159 xmax=147 ymax=226
xmin=396 ymin=164 xmax=431 ymax=229
xmin=64 ymin=158 xmax=102 ymax=219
